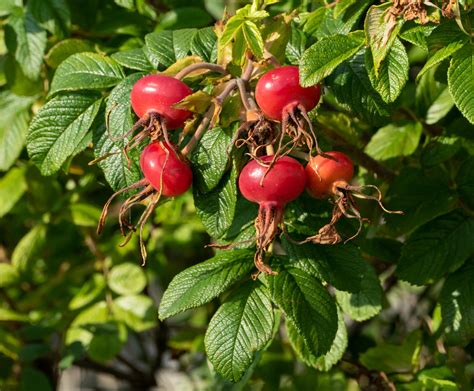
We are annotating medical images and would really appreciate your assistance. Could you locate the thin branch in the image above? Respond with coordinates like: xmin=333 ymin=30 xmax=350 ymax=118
xmin=175 ymin=63 xmax=227 ymax=80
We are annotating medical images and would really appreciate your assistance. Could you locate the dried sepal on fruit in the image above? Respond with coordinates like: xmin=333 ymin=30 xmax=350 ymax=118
xmin=239 ymin=155 xmax=306 ymax=277
xmin=97 ymin=141 xmax=192 ymax=263
xmin=304 ymin=151 xmax=402 ymax=244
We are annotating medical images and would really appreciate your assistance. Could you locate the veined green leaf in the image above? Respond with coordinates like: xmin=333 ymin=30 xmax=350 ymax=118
xmin=366 ymin=38 xmax=409 ymax=103
xmin=27 ymin=92 xmax=102 ymax=175
xmin=0 ymin=167 xmax=27 ymax=218
xmin=365 ymin=121 xmax=422 ymax=161
xmin=50 ymin=52 xmax=125 ymax=95
xmin=266 ymin=265 xmax=337 ymax=357
xmin=397 ymin=210 xmax=474 ymax=285
xmin=440 ymin=260 xmax=474 ymax=345
xmin=159 ymin=249 xmax=254 ymax=320
xmin=111 ymin=48 xmax=153 ymax=72
xmin=365 ymin=4 xmax=403 ymax=75
xmin=448 ymin=44 xmax=474 ymax=124
xmin=6 ymin=9 xmax=47 ymax=80
xmin=27 ymin=0 xmax=70 ymax=38
xmin=300 ymin=31 xmax=365 ymax=87
xmin=145 ymin=29 xmax=197 ymax=68
xmin=205 ymin=282 xmax=274 ymax=382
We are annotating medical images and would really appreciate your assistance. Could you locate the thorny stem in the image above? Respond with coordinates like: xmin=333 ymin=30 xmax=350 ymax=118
xmin=181 ymin=79 xmax=238 ymax=156
xmin=175 ymin=62 xmax=227 ymax=80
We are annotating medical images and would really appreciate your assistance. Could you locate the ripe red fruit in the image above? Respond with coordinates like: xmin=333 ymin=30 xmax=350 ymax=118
xmin=255 ymin=65 xmax=321 ymax=121
xmin=239 ymin=156 xmax=306 ymax=206
xmin=239 ymin=156 xmax=306 ymax=276
xmin=305 ymin=151 xmax=354 ymax=198
xmin=140 ymin=142 xmax=192 ymax=197
xmin=131 ymin=74 xmax=192 ymax=129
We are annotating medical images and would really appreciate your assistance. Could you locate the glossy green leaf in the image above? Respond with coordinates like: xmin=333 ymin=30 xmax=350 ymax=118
xmin=93 ymin=73 xmax=143 ymax=191
xmin=365 ymin=121 xmax=422 ymax=161
xmin=194 ymin=162 xmax=238 ymax=238
xmin=266 ymin=265 xmax=337 ymax=357
xmin=0 ymin=92 xmax=33 ymax=171
xmin=145 ymin=29 xmax=197 ymax=68
xmin=421 ymin=136 xmax=460 ymax=167
xmin=108 ymin=263 xmax=147 ymax=295
xmin=287 ymin=307 xmax=347 ymax=371
xmin=205 ymin=282 xmax=274 ymax=382
xmin=242 ymin=21 xmax=264 ymax=58
xmin=190 ymin=27 xmax=218 ymax=63
xmin=282 ymin=239 xmax=367 ymax=293
xmin=365 ymin=4 xmax=403 ymax=75
xmin=300 ymin=31 xmax=364 ymax=87
xmin=0 ymin=166 xmax=27 ymax=218
xmin=329 ymin=50 xmax=390 ymax=125
xmin=45 ymin=39 xmax=95 ymax=69
xmin=397 ymin=210 xmax=474 ymax=285
xmin=440 ymin=260 xmax=474 ymax=345
xmin=448 ymin=44 xmax=474 ymax=124
xmin=159 ymin=249 xmax=254 ymax=320
xmin=27 ymin=0 xmax=70 ymax=38
xmin=111 ymin=48 xmax=153 ymax=72
xmin=335 ymin=260 xmax=382 ymax=321
xmin=113 ymin=295 xmax=157 ymax=332
xmin=191 ymin=126 xmax=232 ymax=193
xmin=27 ymin=92 xmax=102 ymax=175
xmin=417 ymin=40 xmax=466 ymax=82
xmin=49 ymin=52 xmax=125 ymax=95
xmin=366 ymin=38 xmax=409 ymax=103
xmin=6 ymin=9 xmax=47 ymax=80
xmin=360 ymin=331 xmax=422 ymax=373
xmin=285 ymin=26 xmax=306 ymax=65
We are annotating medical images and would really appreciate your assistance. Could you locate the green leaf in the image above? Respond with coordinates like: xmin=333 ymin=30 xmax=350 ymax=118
xmin=113 ymin=295 xmax=157 ymax=332
xmin=12 ymin=224 xmax=47 ymax=275
xmin=27 ymin=0 xmax=70 ymax=38
xmin=300 ymin=31 xmax=365 ymax=87
xmin=69 ymin=274 xmax=106 ymax=310
xmin=159 ymin=249 xmax=254 ymax=320
xmin=66 ymin=301 xmax=108 ymax=346
xmin=440 ymin=260 xmax=474 ymax=345
xmin=20 ymin=368 xmax=52 ymax=391
xmin=421 ymin=136 xmax=460 ymax=167
xmin=69 ymin=203 xmax=101 ymax=227
xmin=94 ymin=73 xmax=143 ymax=191
xmin=6 ymin=9 xmax=47 ymax=80
xmin=145 ymin=29 xmax=197 ymax=68
xmin=27 ymin=92 xmax=102 ymax=175
xmin=366 ymin=38 xmax=409 ymax=103
xmin=49 ymin=52 xmax=125 ymax=95
xmin=365 ymin=121 xmax=422 ymax=161
xmin=417 ymin=40 xmax=466 ymax=82
xmin=328 ymin=50 xmax=390 ymax=125
xmin=108 ymin=263 xmax=147 ymax=296
xmin=385 ymin=167 xmax=458 ymax=234
xmin=448 ymin=43 xmax=474 ymax=124
xmin=397 ymin=210 xmax=474 ymax=285
xmin=242 ymin=21 xmax=264 ymax=58
xmin=335 ymin=260 xmax=383 ymax=321
xmin=191 ymin=127 xmax=232 ymax=193
xmin=205 ymin=282 xmax=274 ymax=382
xmin=191 ymin=27 xmax=218 ymax=63
xmin=456 ymin=157 xmax=474 ymax=210
xmin=416 ymin=367 xmax=457 ymax=390
xmin=0 ymin=92 xmax=32 ymax=171
xmin=365 ymin=4 xmax=402 ymax=75
xmin=287 ymin=307 xmax=347 ymax=371
xmin=88 ymin=322 xmax=127 ymax=363
xmin=45 ymin=39 xmax=95 ymax=69
xmin=266 ymin=265 xmax=337 ymax=357
xmin=282 ymin=239 xmax=367 ymax=293
xmin=360 ymin=331 xmax=422 ymax=373
xmin=194 ymin=162 xmax=238 ymax=238
xmin=160 ymin=7 xmax=213 ymax=30
xmin=425 ymin=87 xmax=455 ymax=125
xmin=285 ymin=26 xmax=306 ymax=65
xmin=0 ymin=0 xmax=21 ymax=17
xmin=0 ymin=167 xmax=27 ymax=218
xmin=0 ymin=263 xmax=19 ymax=287
xmin=111 ymin=48 xmax=153 ymax=72
xmin=399 ymin=24 xmax=436 ymax=50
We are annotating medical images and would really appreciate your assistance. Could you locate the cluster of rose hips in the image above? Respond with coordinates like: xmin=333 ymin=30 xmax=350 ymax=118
xmin=97 ymin=61 xmax=398 ymax=276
